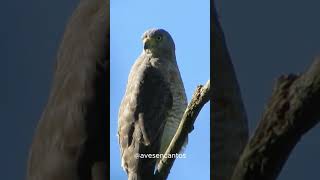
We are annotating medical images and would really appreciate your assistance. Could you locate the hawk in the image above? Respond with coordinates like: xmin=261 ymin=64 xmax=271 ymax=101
xmin=118 ymin=28 xmax=187 ymax=180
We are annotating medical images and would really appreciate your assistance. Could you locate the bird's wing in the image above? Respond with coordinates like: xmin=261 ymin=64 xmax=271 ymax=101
xmin=135 ymin=64 xmax=173 ymax=146
xmin=118 ymin=61 xmax=173 ymax=177
xmin=119 ymin=62 xmax=173 ymax=147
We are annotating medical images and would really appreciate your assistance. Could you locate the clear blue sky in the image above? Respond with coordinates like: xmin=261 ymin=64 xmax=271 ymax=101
xmin=110 ymin=0 xmax=210 ymax=179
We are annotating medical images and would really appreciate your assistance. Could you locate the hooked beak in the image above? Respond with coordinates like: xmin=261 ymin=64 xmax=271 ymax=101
xmin=143 ymin=37 xmax=155 ymax=50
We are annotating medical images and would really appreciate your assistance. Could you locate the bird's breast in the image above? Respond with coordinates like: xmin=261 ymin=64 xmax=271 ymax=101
xmin=159 ymin=68 xmax=187 ymax=156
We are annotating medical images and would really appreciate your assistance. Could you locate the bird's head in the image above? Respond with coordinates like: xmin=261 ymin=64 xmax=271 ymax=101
xmin=141 ymin=28 xmax=175 ymax=56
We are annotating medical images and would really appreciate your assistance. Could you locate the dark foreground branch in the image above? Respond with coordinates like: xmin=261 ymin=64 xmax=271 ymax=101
xmin=154 ymin=80 xmax=211 ymax=180
xmin=212 ymin=4 xmax=249 ymax=180
xmin=231 ymin=59 xmax=320 ymax=180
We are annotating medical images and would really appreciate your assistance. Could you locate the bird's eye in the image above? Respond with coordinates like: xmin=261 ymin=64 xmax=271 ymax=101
xmin=156 ymin=35 xmax=162 ymax=41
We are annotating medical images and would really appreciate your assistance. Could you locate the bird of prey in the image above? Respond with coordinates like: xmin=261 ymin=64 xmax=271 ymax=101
xmin=26 ymin=0 xmax=108 ymax=179
xmin=118 ymin=28 xmax=187 ymax=180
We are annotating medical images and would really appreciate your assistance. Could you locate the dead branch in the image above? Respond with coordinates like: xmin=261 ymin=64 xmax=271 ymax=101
xmin=231 ymin=59 xmax=320 ymax=180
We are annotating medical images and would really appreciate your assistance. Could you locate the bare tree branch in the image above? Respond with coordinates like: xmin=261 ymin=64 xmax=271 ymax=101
xmin=155 ymin=80 xmax=211 ymax=180
xmin=231 ymin=59 xmax=320 ymax=180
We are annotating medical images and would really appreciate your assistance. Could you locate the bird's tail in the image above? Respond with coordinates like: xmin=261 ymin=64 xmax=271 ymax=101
xmin=128 ymin=170 xmax=155 ymax=180
xmin=127 ymin=156 xmax=157 ymax=180
xmin=128 ymin=173 xmax=138 ymax=180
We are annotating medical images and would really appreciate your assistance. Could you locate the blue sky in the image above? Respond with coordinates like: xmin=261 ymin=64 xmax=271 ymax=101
xmin=110 ymin=0 xmax=210 ymax=179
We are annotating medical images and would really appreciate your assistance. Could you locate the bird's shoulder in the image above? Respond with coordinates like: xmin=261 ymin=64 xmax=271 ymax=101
xmin=129 ymin=54 xmax=165 ymax=80
xmin=119 ymin=54 xmax=172 ymax=114
xmin=118 ymin=54 xmax=173 ymax=146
